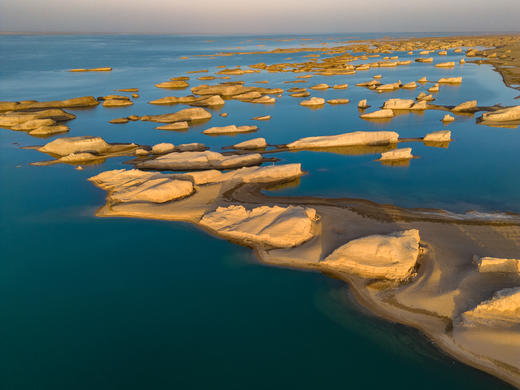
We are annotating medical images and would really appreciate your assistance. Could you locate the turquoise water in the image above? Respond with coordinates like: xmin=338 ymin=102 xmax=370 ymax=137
xmin=0 ymin=34 xmax=517 ymax=389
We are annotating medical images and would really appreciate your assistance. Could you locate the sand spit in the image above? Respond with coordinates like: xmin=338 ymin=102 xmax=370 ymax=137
xmin=88 ymin=161 xmax=520 ymax=387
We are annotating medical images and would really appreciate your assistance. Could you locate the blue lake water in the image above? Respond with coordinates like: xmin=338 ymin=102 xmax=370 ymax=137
xmin=0 ymin=33 xmax=517 ymax=389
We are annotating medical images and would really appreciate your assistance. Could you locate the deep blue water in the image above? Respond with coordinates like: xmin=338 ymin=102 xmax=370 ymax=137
xmin=0 ymin=33 xmax=517 ymax=389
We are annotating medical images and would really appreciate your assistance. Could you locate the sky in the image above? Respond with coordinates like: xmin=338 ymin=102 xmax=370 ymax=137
xmin=1 ymin=0 xmax=519 ymax=34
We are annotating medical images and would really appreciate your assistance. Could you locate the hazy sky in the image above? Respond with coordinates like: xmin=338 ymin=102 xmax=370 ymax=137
xmin=1 ymin=0 xmax=519 ymax=34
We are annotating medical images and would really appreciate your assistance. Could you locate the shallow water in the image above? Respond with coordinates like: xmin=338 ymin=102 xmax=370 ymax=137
xmin=0 ymin=33 xmax=517 ymax=389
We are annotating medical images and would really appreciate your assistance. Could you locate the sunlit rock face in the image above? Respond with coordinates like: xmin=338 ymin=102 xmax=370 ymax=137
xmin=287 ymin=131 xmax=398 ymax=149
xmin=89 ymin=169 xmax=194 ymax=204
xmin=147 ymin=107 xmax=212 ymax=123
xmin=474 ymin=256 xmax=520 ymax=273
xmin=199 ymin=205 xmax=317 ymax=248
xmin=461 ymin=287 xmax=520 ymax=327
xmin=39 ymin=136 xmax=110 ymax=156
xmin=232 ymin=138 xmax=267 ymax=150
xmin=136 ymin=150 xmax=263 ymax=171
xmin=383 ymin=98 xmax=414 ymax=109
xmin=322 ymin=230 xmax=421 ymax=280
xmin=360 ymin=109 xmax=394 ymax=119
xmin=379 ymin=148 xmax=413 ymax=161
xmin=424 ymin=130 xmax=452 ymax=142
xmin=482 ymin=106 xmax=520 ymax=122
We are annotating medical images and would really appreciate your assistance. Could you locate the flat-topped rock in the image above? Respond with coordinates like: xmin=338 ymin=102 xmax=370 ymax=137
xmin=333 ymin=84 xmax=348 ymax=89
xmin=136 ymin=150 xmax=263 ymax=171
xmin=424 ymin=130 xmax=451 ymax=142
xmin=102 ymin=99 xmax=133 ymax=107
xmin=250 ymin=95 xmax=276 ymax=104
xmin=110 ymin=117 xmax=130 ymax=124
xmin=461 ymin=287 xmax=520 ymax=327
xmin=149 ymin=96 xmax=199 ymax=105
xmin=155 ymin=121 xmax=189 ymax=131
xmin=287 ymin=131 xmax=399 ymax=149
xmin=438 ymin=77 xmax=462 ymax=84
xmin=174 ymin=163 xmax=303 ymax=185
xmin=327 ymin=99 xmax=350 ymax=104
xmin=252 ymin=115 xmax=271 ymax=121
xmin=39 ymin=136 xmax=110 ymax=156
xmin=199 ymin=205 xmax=317 ymax=248
xmin=232 ymin=137 xmax=267 ymax=149
xmin=29 ymin=125 xmax=69 ymax=136
xmin=203 ymin=125 xmax=258 ymax=135
xmin=155 ymin=80 xmax=189 ymax=89
xmin=0 ymin=96 xmax=98 ymax=111
xmin=435 ymin=61 xmax=455 ymax=68
xmin=383 ymin=99 xmax=414 ymax=110
xmin=151 ymin=143 xmax=175 ymax=154
xmin=176 ymin=143 xmax=206 ymax=152
xmin=300 ymin=97 xmax=325 ymax=106
xmin=452 ymin=100 xmax=477 ymax=112
xmin=481 ymin=106 xmax=520 ymax=122
xmin=402 ymin=81 xmax=417 ymax=89
xmin=360 ymin=109 xmax=394 ymax=119
xmin=147 ymin=107 xmax=212 ymax=123
xmin=322 ymin=229 xmax=420 ymax=280
xmin=410 ymin=100 xmax=429 ymax=110
xmin=474 ymin=256 xmax=520 ymax=273
xmin=310 ymin=83 xmax=330 ymax=90
xmin=89 ymin=169 xmax=194 ymax=204
xmin=0 ymin=109 xmax=75 ymax=127
xmin=379 ymin=147 xmax=413 ymax=161
xmin=190 ymin=95 xmax=225 ymax=107
xmin=10 ymin=118 xmax=56 ymax=130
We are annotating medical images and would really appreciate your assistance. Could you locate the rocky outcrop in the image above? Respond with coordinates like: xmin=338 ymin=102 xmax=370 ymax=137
xmin=232 ymin=138 xmax=267 ymax=149
xmin=0 ymin=96 xmax=99 ymax=111
xmin=383 ymin=99 xmax=414 ymax=110
xmin=203 ymin=125 xmax=258 ymax=135
xmin=360 ymin=109 xmax=394 ymax=119
xmin=438 ymin=77 xmax=462 ymax=84
xmin=287 ymin=131 xmax=399 ymax=149
xmin=442 ymin=114 xmax=455 ymax=122
xmin=379 ymin=148 xmax=413 ymax=161
xmin=358 ymin=99 xmax=369 ymax=108
xmin=190 ymin=95 xmax=225 ymax=107
xmin=322 ymin=230 xmax=420 ymax=280
xmin=435 ymin=62 xmax=455 ymax=68
xmin=155 ymin=122 xmax=189 ymax=131
xmin=481 ymin=106 xmax=520 ymax=122
xmin=199 ymin=205 xmax=317 ymax=248
xmin=474 ymin=256 xmax=520 ymax=273
xmin=423 ymin=130 xmax=451 ymax=142
xmin=461 ymin=287 xmax=520 ymax=327
xmin=155 ymin=80 xmax=189 ymax=89
xmin=310 ymin=83 xmax=330 ymax=90
xmin=147 ymin=108 xmax=212 ymax=123
xmin=151 ymin=143 xmax=175 ymax=154
xmin=327 ymin=99 xmax=350 ymax=104
xmin=136 ymin=150 xmax=263 ymax=170
xmin=89 ymin=169 xmax=194 ymax=204
xmin=300 ymin=97 xmax=325 ymax=106
xmin=39 ymin=136 xmax=111 ymax=156
xmin=452 ymin=100 xmax=477 ymax=112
